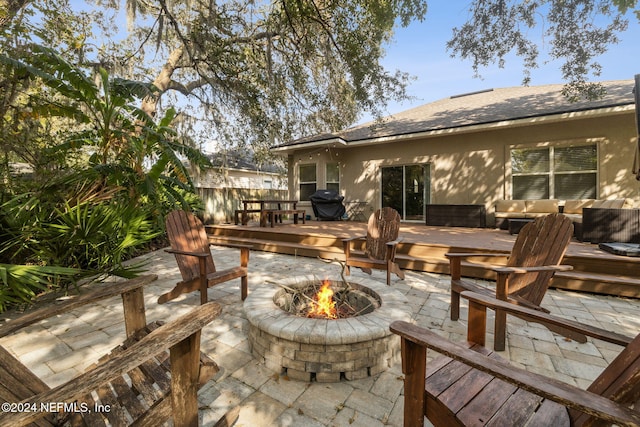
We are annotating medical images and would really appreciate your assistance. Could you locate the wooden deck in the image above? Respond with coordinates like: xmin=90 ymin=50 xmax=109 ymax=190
xmin=206 ymin=221 xmax=640 ymax=298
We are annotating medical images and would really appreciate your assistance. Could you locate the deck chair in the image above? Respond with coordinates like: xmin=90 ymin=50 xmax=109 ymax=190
xmin=391 ymin=290 xmax=640 ymax=427
xmin=163 ymin=209 xmax=250 ymax=305
xmin=342 ymin=207 xmax=405 ymax=285
xmin=0 ymin=275 xmax=240 ymax=427
xmin=447 ymin=212 xmax=575 ymax=350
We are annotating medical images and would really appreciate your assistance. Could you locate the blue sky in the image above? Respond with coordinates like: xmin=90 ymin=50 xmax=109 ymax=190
xmin=365 ymin=3 xmax=640 ymax=123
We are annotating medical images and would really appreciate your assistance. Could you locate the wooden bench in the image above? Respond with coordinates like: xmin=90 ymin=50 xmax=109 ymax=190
xmin=236 ymin=200 xmax=301 ymax=227
xmin=261 ymin=209 xmax=306 ymax=227
xmin=234 ymin=208 xmax=262 ymax=225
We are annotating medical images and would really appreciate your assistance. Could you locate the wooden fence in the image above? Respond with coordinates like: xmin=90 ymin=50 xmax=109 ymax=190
xmin=198 ymin=187 xmax=289 ymax=224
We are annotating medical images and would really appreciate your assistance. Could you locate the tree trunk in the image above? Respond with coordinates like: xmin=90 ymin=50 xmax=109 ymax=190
xmin=141 ymin=46 xmax=184 ymax=118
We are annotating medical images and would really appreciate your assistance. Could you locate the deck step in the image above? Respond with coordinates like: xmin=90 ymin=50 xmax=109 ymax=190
xmin=209 ymin=235 xmax=344 ymax=260
xmin=393 ymin=256 xmax=640 ymax=296
xmin=398 ymin=255 xmax=640 ymax=298
xmin=554 ymin=271 xmax=640 ymax=298
xmin=207 ymin=227 xmax=640 ymax=298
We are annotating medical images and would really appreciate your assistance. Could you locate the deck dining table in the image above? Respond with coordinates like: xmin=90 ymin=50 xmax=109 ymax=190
xmin=236 ymin=200 xmax=304 ymax=227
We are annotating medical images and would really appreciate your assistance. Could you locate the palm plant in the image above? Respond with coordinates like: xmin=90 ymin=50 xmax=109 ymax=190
xmin=1 ymin=44 xmax=208 ymax=210
xmin=0 ymin=264 xmax=81 ymax=312
xmin=0 ymin=44 xmax=209 ymax=311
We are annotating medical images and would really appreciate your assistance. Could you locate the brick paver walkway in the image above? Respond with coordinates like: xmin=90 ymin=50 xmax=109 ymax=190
xmin=2 ymin=246 xmax=639 ymax=426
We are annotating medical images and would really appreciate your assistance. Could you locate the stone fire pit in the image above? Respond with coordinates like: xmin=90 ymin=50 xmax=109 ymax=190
xmin=244 ymin=275 xmax=411 ymax=382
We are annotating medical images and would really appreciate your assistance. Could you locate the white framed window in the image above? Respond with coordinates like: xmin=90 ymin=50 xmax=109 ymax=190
xmin=511 ymin=144 xmax=597 ymax=199
xmin=326 ymin=162 xmax=339 ymax=193
xmin=299 ymin=163 xmax=317 ymax=201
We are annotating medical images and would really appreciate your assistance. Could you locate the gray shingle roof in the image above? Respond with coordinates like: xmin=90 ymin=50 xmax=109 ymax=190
xmin=277 ymin=80 xmax=635 ymax=149
xmin=205 ymin=150 xmax=284 ymax=174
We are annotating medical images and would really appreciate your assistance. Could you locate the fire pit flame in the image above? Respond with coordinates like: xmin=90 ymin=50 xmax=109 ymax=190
xmin=307 ymin=280 xmax=337 ymax=319
xmin=273 ymin=278 xmax=380 ymax=320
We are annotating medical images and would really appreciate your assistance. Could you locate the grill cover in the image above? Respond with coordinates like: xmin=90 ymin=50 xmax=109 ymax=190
xmin=309 ymin=189 xmax=346 ymax=220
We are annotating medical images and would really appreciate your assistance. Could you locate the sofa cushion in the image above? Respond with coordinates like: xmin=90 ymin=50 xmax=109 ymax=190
xmin=592 ymin=198 xmax=626 ymax=209
xmin=495 ymin=200 xmax=526 ymax=213
xmin=563 ymin=199 xmax=595 ymax=214
xmin=525 ymin=199 xmax=559 ymax=213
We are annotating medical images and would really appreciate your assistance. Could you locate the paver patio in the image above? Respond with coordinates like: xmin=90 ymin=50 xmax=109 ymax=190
xmin=1 ymin=246 xmax=639 ymax=426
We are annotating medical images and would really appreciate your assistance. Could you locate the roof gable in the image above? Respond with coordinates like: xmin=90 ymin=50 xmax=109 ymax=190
xmin=276 ymin=80 xmax=635 ymax=150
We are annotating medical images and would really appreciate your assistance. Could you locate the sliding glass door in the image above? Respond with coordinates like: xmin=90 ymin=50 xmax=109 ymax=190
xmin=382 ymin=164 xmax=430 ymax=221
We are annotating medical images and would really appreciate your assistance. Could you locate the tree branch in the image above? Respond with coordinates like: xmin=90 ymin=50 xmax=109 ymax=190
xmin=0 ymin=0 xmax=31 ymax=30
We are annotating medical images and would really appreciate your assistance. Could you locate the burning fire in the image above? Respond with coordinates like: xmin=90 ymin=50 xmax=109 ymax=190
xmin=308 ymin=280 xmax=337 ymax=319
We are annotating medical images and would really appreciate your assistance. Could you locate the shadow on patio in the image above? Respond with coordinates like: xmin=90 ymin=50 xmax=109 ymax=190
xmin=1 ymin=246 xmax=639 ymax=426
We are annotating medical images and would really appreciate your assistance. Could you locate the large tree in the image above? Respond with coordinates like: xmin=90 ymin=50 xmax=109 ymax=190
xmin=74 ymin=0 xmax=428 ymax=160
xmin=3 ymin=0 xmax=639 ymax=160
xmin=447 ymin=0 xmax=639 ymax=100
xmin=0 ymin=0 xmax=430 ymax=183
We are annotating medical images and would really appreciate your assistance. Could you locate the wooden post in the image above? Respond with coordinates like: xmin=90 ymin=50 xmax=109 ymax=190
xmin=343 ymin=240 xmax=352 ymax=276
xmin=198 ymin=257 xmax=208 ymax=305
xmin=240 ymin=247 xmax=249 ymax=301
xmin=494 ymin=273 xmax=509 ymax=351
xmin=170 ymin=331 xmax=201 ymax=427
xmin=467 ymin=299 xmax=487 ymax=346
xmin=122 ymin=288 xmax=146 ymax=338
xmin=450 ymin=257 xmax=461 ymax=321
xmin=401 ymin=337 xmax=427 ymax=427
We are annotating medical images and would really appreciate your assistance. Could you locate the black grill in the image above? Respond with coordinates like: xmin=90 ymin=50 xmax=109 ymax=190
xmin=309 ymin=189 xmax=346 ymax=220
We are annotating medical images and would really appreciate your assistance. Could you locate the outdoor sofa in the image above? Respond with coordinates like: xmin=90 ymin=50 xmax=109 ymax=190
xmin=494 ymin=199 xmax=563 ymax=229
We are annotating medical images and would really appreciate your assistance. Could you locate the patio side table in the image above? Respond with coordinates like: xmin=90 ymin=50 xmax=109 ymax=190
xmin=345 ymin=201 xmax=368 ymax=221
xmin=508 ymin=218 xmax=534 ymax=234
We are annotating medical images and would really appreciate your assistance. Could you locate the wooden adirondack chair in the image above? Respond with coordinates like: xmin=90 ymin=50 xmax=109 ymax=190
xmin=0 ymin=275 xmax=240 ymax=427
xmin=342 ymin=207 xmax=405 ymax=285
xmin=391 ymin=290 xmax=640 ymax=427
xmin=447 ymin=212 xmax=575 ymax=350
xmin=163 ymin=210 xmax=250 ymax=305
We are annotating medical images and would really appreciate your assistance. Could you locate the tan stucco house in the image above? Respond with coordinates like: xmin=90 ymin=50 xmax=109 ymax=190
xmin=272 ymin=79 xmax=638 ymax=225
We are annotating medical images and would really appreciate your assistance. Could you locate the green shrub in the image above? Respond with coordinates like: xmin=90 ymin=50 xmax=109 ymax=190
xmin=0 ymin=45 xmax=208 ymax=312
xmin=0 ymin=264 xmax=80 ymax=312
xmin=0 ymin=191 xmax=161 ymax=312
